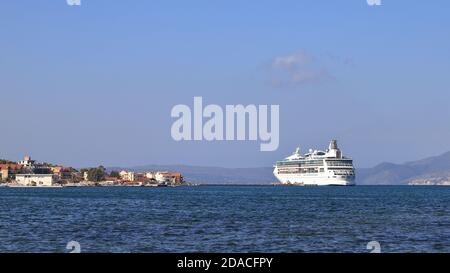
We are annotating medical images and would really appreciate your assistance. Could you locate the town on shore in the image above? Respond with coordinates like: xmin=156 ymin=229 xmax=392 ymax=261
xmin=0 ymin=156 xmax=185 ymax=187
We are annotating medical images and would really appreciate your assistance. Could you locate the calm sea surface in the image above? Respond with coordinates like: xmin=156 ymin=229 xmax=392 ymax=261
xmin=0 ymin=186 xmax=448 ymax=253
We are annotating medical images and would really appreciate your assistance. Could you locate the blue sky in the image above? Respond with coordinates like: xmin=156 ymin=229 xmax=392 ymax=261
xmin=1 ymin=0 xmax=450 ymax=168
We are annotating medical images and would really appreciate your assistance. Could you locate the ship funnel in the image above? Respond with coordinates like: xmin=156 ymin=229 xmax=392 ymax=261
xmin=328 ymin=139 xmax=342 ymax=158
xmin=329 ymin=139 xmax=338 ymax=150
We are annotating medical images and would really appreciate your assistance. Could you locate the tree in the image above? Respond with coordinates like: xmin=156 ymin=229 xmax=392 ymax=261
xmin=0 ymin=159 xmax=15 ymax=164
xmin=86 ymin=166 xmax=106 ymax=182
xmin=110 ymin=171 xmax=120 ymax=178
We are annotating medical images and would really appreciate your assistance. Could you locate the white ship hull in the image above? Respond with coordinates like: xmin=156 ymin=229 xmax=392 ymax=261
xmin=273 ymin=169 xmax=355 ymax=186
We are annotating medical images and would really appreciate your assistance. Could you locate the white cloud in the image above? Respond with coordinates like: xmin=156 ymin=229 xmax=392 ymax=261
xmin=272 ymin=50 xmax=313 ymax=70
xmin=269 ymin=50 xmax=334 ymax=87
xmin=367 ymin=0 xmax=382 ymax=6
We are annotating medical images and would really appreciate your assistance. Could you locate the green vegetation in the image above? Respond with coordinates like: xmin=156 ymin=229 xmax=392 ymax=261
xmin=0 ymin=159 xmax=15 ymax=164
xmin=81 ymin=166 xmax=106 ymax=182
xmin=110 ymin=170 xmax=120 ymax=178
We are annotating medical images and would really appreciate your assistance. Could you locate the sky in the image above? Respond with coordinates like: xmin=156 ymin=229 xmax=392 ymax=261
xmin=1 ymin=0 xmax=450 ymax=168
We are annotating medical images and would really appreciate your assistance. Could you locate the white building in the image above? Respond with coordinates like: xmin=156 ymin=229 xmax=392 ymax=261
xmin=18 ymin=155 xmax=36 ymax=168
xmin=155 ymin=172 xmax=183 ymax=184
xmin=119 ymin=170 xmax=135 ymax=181
xmin=15 ymin=174 xmax=54 ymax=187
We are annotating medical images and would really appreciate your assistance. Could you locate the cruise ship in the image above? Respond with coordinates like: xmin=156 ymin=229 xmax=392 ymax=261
xmin=273 ymin=140 xmax=355 ymax=186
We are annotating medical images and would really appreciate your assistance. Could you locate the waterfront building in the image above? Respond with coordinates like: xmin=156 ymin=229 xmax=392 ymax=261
xmin=155 ymin=172 xmax=183 ymax=184
xmin=119 ymin=170 xmax=135 ymax=182
xmin=145 ymin=172 xmax=156 ymax=179
xmin=0 ymin=168 xmax=7 ymax=181
xmin=50 ymin=166 xmax=73 ymax=180
xmin=0 ymin=164 xmax=23 ymax=181
xmin=15 ymin=174 xmax=55 ymax=187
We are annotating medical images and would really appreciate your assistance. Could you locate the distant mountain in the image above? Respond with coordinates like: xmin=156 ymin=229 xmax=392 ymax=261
xmin=107 ymin=151 xmax=450 ymax=185
xmin=357 ymin=151 xmax=450 ymax=185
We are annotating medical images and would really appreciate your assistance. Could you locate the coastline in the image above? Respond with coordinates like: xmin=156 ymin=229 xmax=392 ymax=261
xmin=1 ymin=183 xmax=448 ymax=188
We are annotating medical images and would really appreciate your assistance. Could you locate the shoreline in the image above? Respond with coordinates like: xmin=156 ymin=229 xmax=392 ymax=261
xmin=0 ymin=183 xmax=448 ymax=188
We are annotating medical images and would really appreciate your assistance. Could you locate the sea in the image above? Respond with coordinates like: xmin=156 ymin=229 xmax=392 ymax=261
xmin=0 ymin=186 xmax=448 ymax=253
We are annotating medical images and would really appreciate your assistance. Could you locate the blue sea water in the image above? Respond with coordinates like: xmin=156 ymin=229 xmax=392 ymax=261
xmin=0 ymin=186 xmax=448 ymax=253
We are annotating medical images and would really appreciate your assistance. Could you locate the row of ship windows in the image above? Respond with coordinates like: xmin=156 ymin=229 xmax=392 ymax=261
xmin=277 ymin=160 xmax=324 ymax=166
xmin=334 ymin=171 xmax=355 ymax=175
xmin=277 ymin=161 xmax=353 ymax=167
xmin=278 ymin=168 xmax=325 ymax=174
xmin=327 ymin=162 xmax=353 ymax=167
xmin=277 ymin=168 xmax=355 ymax=175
